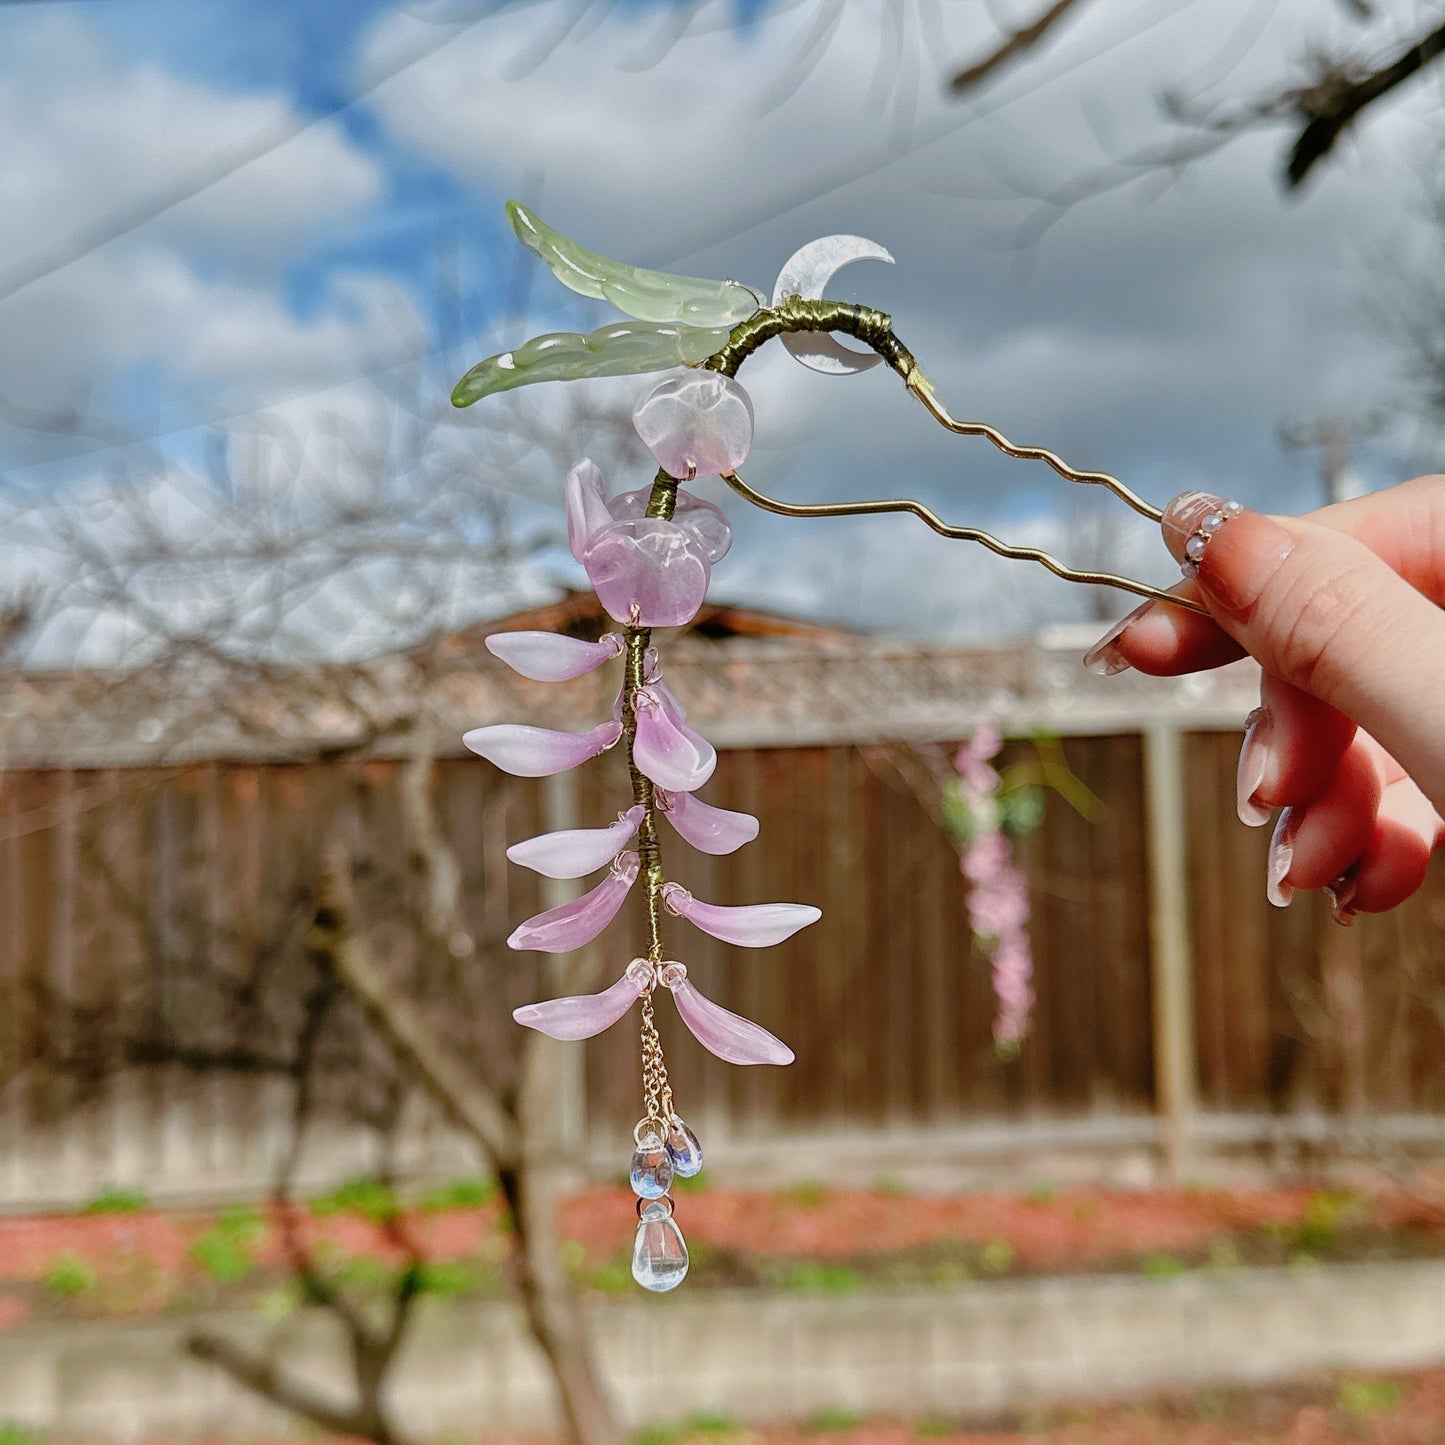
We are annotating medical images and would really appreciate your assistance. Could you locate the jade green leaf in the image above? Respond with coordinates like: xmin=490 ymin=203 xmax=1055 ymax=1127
xmin=507 ymin=202 xmax=760 ymax=327
xmin=451 ymin=320 xmax=732 ymax=408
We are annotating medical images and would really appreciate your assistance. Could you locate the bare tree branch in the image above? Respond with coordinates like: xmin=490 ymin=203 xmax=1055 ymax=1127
xmin=1286 ymin=20 xmax=1445 ymax=187
xmin=310 ymin=840 xmax=521 ymax=1169
xmin=187 ymin=1330 xmax=413 ymax=1445
xmin=948 ymin=0 xmax=1095 ymax=94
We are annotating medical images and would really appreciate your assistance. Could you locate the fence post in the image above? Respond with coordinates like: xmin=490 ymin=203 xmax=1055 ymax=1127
xmin=1143 ymin=721 xmax=1198 ymax=1180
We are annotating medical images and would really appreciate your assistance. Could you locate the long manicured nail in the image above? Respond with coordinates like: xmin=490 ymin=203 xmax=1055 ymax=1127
xmin=1325 ymin=869 xmax=1358 ymax=928
xmin=1266 ymin=807 xmax=1297 ymax=908
xmin=1082 ymin=601 xmax=1153 ymax=676
xmin=1161 ymin=492 xmax=1295 ymax=618
xmin=1236 ymin=707 xmax=1273 ymax=827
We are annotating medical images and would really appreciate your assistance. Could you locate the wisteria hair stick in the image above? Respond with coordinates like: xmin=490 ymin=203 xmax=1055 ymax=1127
xmin=455 ymin=202 xmax=1195 ymax=1293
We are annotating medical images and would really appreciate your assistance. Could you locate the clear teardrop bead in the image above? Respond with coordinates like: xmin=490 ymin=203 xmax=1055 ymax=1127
xmin=665 ymin=1116 xmax=703 ymax=1178
xmin=629 ymin=1132 xmax=674 ymax=1199
xmin=632 ymin=1200 xmax=689 ymax=1292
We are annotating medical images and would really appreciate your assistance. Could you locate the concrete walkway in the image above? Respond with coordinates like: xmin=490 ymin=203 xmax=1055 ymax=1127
xmin=7 ymin=1262 xmax=1445 ymax=1438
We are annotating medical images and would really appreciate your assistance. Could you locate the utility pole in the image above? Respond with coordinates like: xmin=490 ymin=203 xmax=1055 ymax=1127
xmin=1279 ymin=413 xmax=1383 ymax=506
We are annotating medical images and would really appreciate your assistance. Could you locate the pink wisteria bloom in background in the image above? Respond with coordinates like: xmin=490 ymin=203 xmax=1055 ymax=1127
xmin=950 ymin=726 xmax=1035 ymax=1054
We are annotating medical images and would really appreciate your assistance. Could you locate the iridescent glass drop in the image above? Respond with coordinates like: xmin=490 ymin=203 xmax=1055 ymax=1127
xmin=629 ymin=1130 xmax=674 ymax=1199
xmin=632 ymin=1199 xmax=689 ymax=1292
xmin=665 ymin=1116 xmax=703 ymax=1178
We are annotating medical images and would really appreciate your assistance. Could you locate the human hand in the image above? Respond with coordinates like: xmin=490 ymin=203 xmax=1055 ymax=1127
xmin=1082 ymin=475 xmax=1445 ymax=920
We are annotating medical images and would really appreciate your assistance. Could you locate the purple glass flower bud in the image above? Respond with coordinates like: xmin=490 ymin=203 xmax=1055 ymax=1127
xmin=661 ymin=961 xmax=793 ymax=1066
xmin=512 ymin=958 xmax=653 ymax=1041
xmin=633 ymin=369 xmax=755 ymax=479
xmin=583 ymin=519 xmax=711 ymax=628
xmin=632 ymin=689 xmax=716 ymax=792
xmin=507 ymin=852 xmax=640 ymax=952
xmin=661 ymin=883 xmax=820 ymax=946
xmin=657 ymin=790 xmax=759 ymax=855
xmin=485 ymin=630 xmax=622 ymax=682
xmin=506 ymin=806 xmax=645 ymax=879
xmin=463 ymin=720 xmax=622 ymax=777
xmin=608 ymin=488 xmax=733 ymax=564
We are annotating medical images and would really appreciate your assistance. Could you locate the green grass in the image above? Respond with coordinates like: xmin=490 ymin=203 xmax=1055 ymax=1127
xmin=632 ymin=1413 xmax=740 ymax=1445
xmin=80 ymin=1184 xmax=149 ymax=1214
xmin=685 ymin=1411 xmax=739 ymax=1433
xmin=43 ymin=1253 xmax=97 ymax=1297
xmin=309 ymin=1177 xmax=400 ymax=1223
xmin=418 ymin=1177 xmax=497 ymax=1212
xmin=780 ymin=1180 xmax=826 ymax=1209
xmin=0 ymin=1423 xmax=46 ymax=1445
xmin=1141 ymin=1252 xmax=1186 ymax=1281
xmin=1337 ymin=1376 xmax=1404 ymax=1416
xmin=188 ymin=1207 xmax=264 ymax=1285
xmin=978 ymin=1239 xmax=1014 ymax=1275
xmin=805 ymin=1406 xmax=864 ymax=1433
xmin=914 ymin=1416 xmax=955 ymax=1437
xmin=782 ymin=1261 xmax=864 ymax=1295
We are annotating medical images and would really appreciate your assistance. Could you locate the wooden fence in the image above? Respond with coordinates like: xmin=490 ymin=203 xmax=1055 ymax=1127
xmin=0 ymin=730 xmax=1442 ymax=1205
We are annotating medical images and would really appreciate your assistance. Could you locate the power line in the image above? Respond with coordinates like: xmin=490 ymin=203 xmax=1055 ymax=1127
xmin=0 ymin=0 xmax=1199 ymax=469
xmin=0 ymin=11 xmax=486 ymax=307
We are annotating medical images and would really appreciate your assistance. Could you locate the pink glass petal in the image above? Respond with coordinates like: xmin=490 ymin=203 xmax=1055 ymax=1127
xmin=507 ymin=853 xmax=640 ymax=952
xmin=463 ymin=720 xmax=622 ymax=778
xmin=662 ymin=884 xmax=820 ymax=946
xmin=512 ymin=960 xmax=651 ymax=1041
xmin=675 ymin=493 xmax=732 ymax=564
xmin=658 ymin=789 xmax=759 ymax=855
xmin=565 ymin=458 xmax=612 ymax=562
xmin=632 ymin=690 xmax=716 ymax=792
xmin=583 ymin=519 xmax=711 ymax=628
xmin=608 ymin=489 xmax=732 ymax=564
xmin=486 ymin=630 xmax=622 ymax=682
xmin=633 ymin=370 xmax=755 ymax=478
xmin=507 ymin=806 xmax=645 ymax=879
xmin=666 ymin=970 xmax=793 ymax=1066
xmin=652 ymin=676 xmax=688 ymax=725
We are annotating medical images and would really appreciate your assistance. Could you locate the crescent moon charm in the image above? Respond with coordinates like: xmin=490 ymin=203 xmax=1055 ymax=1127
xmin=771 ymin=235 xmax=895 ymax=375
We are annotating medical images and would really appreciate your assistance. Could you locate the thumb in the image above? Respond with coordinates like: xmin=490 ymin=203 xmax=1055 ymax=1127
xmin=1162 ymin=491 xmax=1445 ymax=814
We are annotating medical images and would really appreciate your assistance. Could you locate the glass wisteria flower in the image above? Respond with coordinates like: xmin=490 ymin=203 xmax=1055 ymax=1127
xmin=565 ymin=458 xmax=728 ymax=628
xmin=462 ymin=720 xmax=621 ymax=777
xmin=512 ymin=957 xmax=793 ymax=1066
xmin=633 ymin=369 xmax=754 ymax=479
xmin=460 ymin=341 xmax=816 ymax=1293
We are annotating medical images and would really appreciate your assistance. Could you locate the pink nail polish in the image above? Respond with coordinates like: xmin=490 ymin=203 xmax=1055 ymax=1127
xmin=1161 ymin=492 xmax=1225 ymax=555
xmin=1266 ymin=807 xmax=1296 ymax=908
xmin=1161 ymin=493 xmax=1294 ymax=618
xmin=1236 ymin=707 xmax=1273 ymax=827
xmin=1082 ymin=601 xmax=1152 ymax=676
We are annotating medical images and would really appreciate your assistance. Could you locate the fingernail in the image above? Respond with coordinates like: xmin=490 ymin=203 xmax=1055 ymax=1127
xmin=1162 ymin=492 xmax=1294 ymax=618
xmin=1236 ymin=707 xmax=1273 ymax=827
xmin=1325 ymin=869 xmax=1358 ymax=927
xmin=1161 ymin=492 xmax=1227 ymax=555
xmin=1266 ymin=806 xmax=1296 ymax=908
xmin=1082 ymin=601 xmax=1153 ymax=676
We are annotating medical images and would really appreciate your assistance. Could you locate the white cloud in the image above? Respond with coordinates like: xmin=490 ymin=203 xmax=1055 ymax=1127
xmin=0 ymin=13 xmax=412 ymax=451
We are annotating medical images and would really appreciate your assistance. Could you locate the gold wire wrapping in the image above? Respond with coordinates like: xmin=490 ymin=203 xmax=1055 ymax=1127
xmin=621 ymin=560 xmax=675 ymax=1134
xmin=704 ymin=299 xmax=1207 ymax=617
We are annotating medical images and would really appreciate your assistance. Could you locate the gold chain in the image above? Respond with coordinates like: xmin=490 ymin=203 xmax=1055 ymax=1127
xmin=638 ymin=984 xmax=674 ymax=1136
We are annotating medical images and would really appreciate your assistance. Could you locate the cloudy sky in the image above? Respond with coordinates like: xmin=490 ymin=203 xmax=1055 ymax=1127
xmin=1 ymin=0 xmax=1440 ymax=656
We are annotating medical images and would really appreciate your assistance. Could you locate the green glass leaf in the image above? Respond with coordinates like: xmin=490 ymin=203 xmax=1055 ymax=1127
xmin=451 ymin=320 xmax=731 ymax=408
xmin=507 ymin=202 xmax=760 ymax=327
